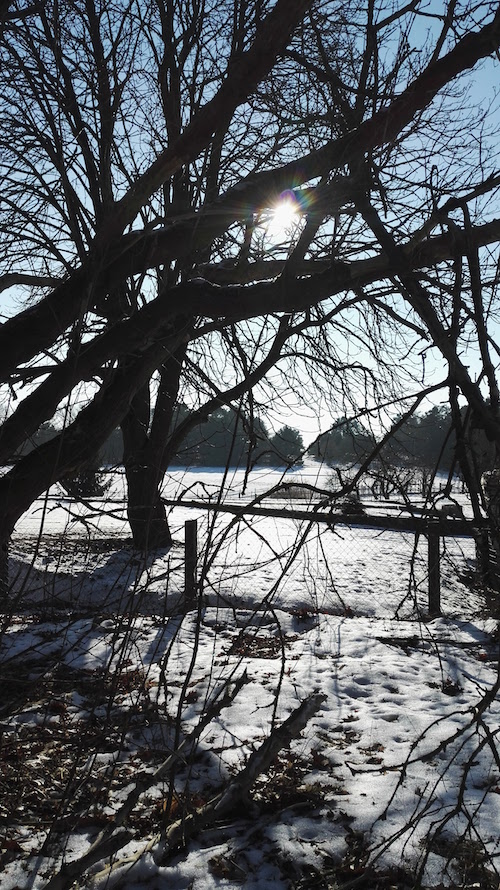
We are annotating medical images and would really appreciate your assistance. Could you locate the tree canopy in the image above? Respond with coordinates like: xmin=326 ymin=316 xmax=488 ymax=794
xmin=1 ymin=0 xmax=500 ymax=557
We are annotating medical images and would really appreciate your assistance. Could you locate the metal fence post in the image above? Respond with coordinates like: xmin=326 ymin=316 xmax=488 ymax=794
xmin=427 ymin=520 xmax=441 ymax=616
xmin=184 ymin=519 xmax=198 ymax=605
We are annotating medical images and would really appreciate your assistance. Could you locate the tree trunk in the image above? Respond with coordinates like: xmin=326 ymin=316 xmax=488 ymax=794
xmin=121 ymin=382 xmax=172 ymax=551
xmin=0 ymin=343 xmax=176 ymax=591
xmin=124 ymin=462 xmax=172 ymax=550
xmin=0 ymin=538 xmax=8 ymax=598
xmin=120 ymin=337 xmax=189 ymax=551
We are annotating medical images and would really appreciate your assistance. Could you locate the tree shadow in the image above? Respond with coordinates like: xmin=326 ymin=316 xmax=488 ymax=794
xmin=4 ymin=535 xmax=186 ymax=618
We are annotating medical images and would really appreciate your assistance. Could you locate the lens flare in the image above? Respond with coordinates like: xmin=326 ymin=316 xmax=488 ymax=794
xmin=267 ymin=191 xmax=300 ymax=239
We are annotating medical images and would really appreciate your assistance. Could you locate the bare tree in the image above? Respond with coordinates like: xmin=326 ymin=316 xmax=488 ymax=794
xmin=0 ymin=0 xmax=316 ymax=553
xmin=1 ymin=0 xmax=500 ymax=581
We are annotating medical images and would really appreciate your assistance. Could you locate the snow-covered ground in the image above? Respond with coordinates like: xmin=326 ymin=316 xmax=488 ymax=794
xmin=1 ymin=467 xmax=499 ymax=889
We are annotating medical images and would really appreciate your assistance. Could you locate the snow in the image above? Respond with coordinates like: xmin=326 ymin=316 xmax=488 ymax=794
xmin=1 ymin=467 xmax=499 ymax=889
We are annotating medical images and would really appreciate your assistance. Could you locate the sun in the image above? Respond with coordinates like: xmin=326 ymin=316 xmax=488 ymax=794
xmin=266 ymin=191 xmax=300 ymax=240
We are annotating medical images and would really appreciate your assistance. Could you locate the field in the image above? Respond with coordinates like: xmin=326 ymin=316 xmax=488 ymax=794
xmin=1 ymin=466 xmax=499 ymax=889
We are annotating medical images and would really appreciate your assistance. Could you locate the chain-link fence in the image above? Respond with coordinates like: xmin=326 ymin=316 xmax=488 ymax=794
xmin=179 ymin=504 xmax=483 ymax=623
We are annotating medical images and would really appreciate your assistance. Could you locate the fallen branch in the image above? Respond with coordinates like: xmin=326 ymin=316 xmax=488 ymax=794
xmin=93 ymin=691 xmax=328 ymax=884
xmin=41 ymin=671 xmax=250 ymax=890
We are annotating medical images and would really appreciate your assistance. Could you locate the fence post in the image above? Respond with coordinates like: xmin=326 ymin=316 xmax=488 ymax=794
xmin=184 ymin=519 xmax=198 ymax=605
xmin=427 ymin=520 xmax=441 ymax=616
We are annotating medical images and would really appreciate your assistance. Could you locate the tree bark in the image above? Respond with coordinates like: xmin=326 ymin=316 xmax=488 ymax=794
xmin=121 ymin=385 xmax=172 ymax=550
xmin=0 ymin=339 xmax=177 ymax=591
xmin=0 ymin=538 xmax=8 ymax=598
xmin=119 ymin=336 xmax=188 ymax=550
xmin=123 ymin=462 xmax=172 ymax=550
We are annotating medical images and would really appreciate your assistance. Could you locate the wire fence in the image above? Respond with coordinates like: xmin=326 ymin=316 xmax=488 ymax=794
xmin=6 ymin=476 xmax=488 ymax=624
xmin=174 ymin=501 xmax=486 ymax=623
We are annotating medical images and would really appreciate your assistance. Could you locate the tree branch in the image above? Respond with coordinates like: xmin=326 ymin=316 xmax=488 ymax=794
xmin=2 ymin=217 xmax=500 ymax=467
xmin=1 ymin=10 xmax=498 ymax=379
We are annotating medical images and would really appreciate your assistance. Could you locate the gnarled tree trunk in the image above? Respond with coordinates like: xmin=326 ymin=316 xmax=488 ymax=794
xmin=121 ymin=381 xmax=172 ymax=551
xmin=123 ymin=462 xmax=172 ymax=550
xmin=120 ymin=340 xmax=188 ymax=551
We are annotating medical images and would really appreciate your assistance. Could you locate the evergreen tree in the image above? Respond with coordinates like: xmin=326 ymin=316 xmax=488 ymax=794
xmin=268 ymin=425 xmax=304 ymax=466
xmin=310 ymin=418 xmax=375 ymax=466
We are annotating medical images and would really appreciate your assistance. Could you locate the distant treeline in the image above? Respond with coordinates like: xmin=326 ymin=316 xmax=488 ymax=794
xmin=171 ymin=405 xmax=304 ymax=467
xmin=309 ymin=405 xmax=493 ymax=472
xmin=15 ymin=406 xmax=305 ymax=468
xmin=15 ymin=404 xmax=492 ymax=474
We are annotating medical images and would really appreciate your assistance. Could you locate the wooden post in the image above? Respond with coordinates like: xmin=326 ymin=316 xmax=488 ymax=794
xmin=184 ymin=519 xmax=198 ymax=605
xmin=427 ymin=520 xmax=441 ymax=616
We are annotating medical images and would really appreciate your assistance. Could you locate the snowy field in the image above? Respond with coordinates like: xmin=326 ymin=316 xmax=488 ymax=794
xmin=1 ymin=467 xmax=499 ymax=889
